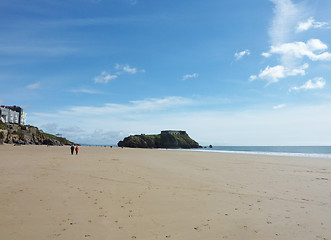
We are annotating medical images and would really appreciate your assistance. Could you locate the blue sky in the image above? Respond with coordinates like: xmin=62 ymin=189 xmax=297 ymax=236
xmin=1 ymin=0 xmax=331 ymax=146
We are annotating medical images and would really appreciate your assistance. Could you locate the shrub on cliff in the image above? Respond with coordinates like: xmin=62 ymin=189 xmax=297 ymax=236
xmin=0 ymin=121 xmax=75 ymax=145
xmin=0 ymin=120 xmax=8 ymax=130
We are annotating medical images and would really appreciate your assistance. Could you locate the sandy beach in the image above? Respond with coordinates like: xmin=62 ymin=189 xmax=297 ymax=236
xmin=0 ymin=144 xmax=330 ymax=240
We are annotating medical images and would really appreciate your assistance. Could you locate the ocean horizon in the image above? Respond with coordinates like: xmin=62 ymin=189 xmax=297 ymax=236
xmin=191 ymin=146 xmax=331 ymax=158
xmin=81 ymin=144 xmax=331 ymax=158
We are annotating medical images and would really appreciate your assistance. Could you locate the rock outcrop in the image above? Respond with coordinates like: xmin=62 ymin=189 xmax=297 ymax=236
xmin=0 ymin=121 xmax=74 ymax=146
xmin=118 ymin=130 xmax=201 ymax=149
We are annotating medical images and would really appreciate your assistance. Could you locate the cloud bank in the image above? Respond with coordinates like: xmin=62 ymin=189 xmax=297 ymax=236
xmin=269 ymin=0 xmax=301 ymax=45
xmin=28 ymin=96 xmax=331 ymax=146
xmin=250 ymin=0 xmax=330 ymax=90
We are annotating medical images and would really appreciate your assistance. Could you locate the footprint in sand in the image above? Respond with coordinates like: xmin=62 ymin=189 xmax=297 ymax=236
xmin=194 ymin=219 xmax=211 ymax=232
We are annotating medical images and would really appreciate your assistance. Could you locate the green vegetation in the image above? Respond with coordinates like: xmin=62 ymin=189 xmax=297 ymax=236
xmin=0 ymin=121 xmax=75 ymax=145
xmin=44 ymin=133 xmax=73 ymax=145
xmin=17 ymin=131 xmax=25 ymax=139
xmin=0 ymin=120 xmax=8 ymax=130
xmin=35 ymin=129 xmax=44 ymax=138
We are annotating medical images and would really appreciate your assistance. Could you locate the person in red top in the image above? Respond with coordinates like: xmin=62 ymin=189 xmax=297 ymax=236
xmin=75 ymin=146 xmax=79 ymax=155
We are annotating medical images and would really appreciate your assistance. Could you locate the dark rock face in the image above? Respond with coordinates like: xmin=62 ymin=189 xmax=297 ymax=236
xmin=0 ymin=131 xmax=4 ymax=144
xmin=0 ymin=121 xmax=74 ymax=146
xmin=118 ymin=131 xmax=201 ymax=149
xmin=42 ymin=139 xmax=60 ymax=146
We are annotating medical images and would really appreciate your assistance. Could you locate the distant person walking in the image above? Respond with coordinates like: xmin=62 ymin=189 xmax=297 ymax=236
xmin=75 ymin=145 xmax=79 ymax=155
xmin=70 ymin=145 xmax=74 ymax=155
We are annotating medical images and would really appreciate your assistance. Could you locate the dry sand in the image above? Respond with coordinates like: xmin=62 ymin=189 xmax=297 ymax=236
xmin=0 ymin=144 xmax=330 ymax=240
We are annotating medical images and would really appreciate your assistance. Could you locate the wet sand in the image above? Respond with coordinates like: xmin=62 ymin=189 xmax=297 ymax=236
xmin=0 ymin=144 xmax=330 ymax=240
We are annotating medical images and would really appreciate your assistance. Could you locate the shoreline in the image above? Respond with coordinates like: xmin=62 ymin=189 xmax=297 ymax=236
xmin=1 ymin=145 xmax=330 ymax=239
xmin=79 ymin=144 xmax=331 ymax=159
xmin=7 ymin=142 xmax=330 ymax=159
xmin=174 ymin=148 xmax=331 ymax=159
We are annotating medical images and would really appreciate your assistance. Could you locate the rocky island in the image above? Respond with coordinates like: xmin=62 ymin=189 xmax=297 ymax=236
xmin=118 ymin=130 xmax=201 ymax=149
xmin=0 ymin=121 xmax=74 ymax=146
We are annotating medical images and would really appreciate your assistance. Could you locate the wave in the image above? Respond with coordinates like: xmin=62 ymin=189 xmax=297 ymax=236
xmin=187 ymin=148 xmax=331 ymax=158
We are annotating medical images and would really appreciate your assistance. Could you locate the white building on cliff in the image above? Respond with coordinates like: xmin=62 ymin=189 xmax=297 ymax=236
xmin=0 ymin=105 xmax=25 ymax=125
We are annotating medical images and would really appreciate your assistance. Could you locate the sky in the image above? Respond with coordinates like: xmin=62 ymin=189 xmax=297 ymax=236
xmin=1 ymin=0 xmax=331 ymax=146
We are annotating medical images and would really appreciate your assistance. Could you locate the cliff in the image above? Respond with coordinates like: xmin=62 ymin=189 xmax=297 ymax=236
xmin=118 ymin=131 xmax=201 ymax=149
xmin=0 ymin=121 xmax=74 ymax=146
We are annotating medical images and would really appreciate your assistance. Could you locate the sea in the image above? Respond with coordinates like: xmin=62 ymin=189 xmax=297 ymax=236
xmin=191 ymin=146 xmax=331 ymax=158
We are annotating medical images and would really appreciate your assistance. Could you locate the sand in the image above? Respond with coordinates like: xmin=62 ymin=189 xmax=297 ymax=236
xmin=0 ymin=144 xmax=330 ymax=240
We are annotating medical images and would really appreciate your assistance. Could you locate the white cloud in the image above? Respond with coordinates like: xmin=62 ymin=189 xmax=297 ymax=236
xmin=123 ymin=64 xmax=137 ymax=74
xmin=182 ymin=73 xmax=199 ymax=81
xmin=29 ymin=100 xmax=331 ymax=146
xmin=94 ymin=71 xmax=117 ymax=84
xmin=249 ymin=75 xmax=257 ymax=82
xmin=286 ymin=63 xmax=309 ymax=76
xmin=256 ymin=63 xmax=308 ymax=85
xmin=265 ymin=39 xmax=331 ymax=62
xmin=26 ymin=82 xmax=41 ymax=90
xmin=28 ymin=96 xmax=194 ymax=144
xmin=254 ymin=38 xmax=331 ymax=85
xmin=40 ymin=123 xmax=59 ymax=133
xmin=261 ymin=52 xmax=272 ymax=58
xmin=234 ymin=49 xmax=250 ymax=60
xmin=251 ymin=1 xmax=323 ymax=86
xmin=296 ymin=17 xmax=329 ymax=32
xmin=273 ymin=104 xmax=286 ymax=109
xmin=258 ymin=65 xmax=285 ymax=84
xmin=129 ymin=97 xmax=192 ymax=111
xmin=290 ymin=77 xmax=326 ymax=91
xmin=269 ymin=0 xmax=301 ymax=44
xmin=115 ymin=64 xmax=144 ymax=74
xmin=70 ymin=88 xmax=104 ymax=94
xmin=34 ymin=96 xmax=192 ymax=118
